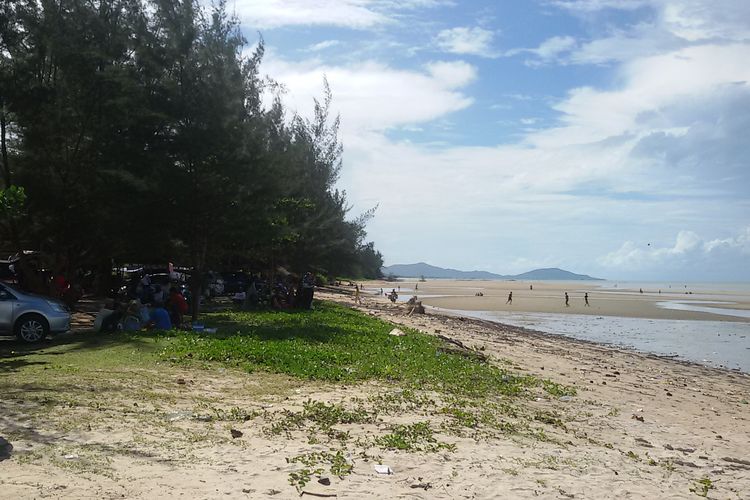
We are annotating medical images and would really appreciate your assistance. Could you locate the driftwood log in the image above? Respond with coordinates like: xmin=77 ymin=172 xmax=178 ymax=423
xmin=437 ymin=334 xmax=488 ymax=362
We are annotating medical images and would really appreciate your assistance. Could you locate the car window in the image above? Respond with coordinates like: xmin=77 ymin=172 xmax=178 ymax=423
xmin=0 ymin=286 xmax=15 ymax=300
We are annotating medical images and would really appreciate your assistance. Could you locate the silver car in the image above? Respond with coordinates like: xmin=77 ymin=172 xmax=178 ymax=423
xmin=0 ymin=282 xmax=71 ymax=343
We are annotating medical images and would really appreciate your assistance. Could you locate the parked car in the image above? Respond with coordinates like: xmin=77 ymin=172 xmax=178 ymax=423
xmin=220 ymin=272 xmax=250 ymax=295
xmin=0 ymin=282 xmax=71 ymax=343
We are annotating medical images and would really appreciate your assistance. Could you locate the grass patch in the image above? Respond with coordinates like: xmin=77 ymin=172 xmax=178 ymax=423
xmin=374 ymin=421 xmax=455 ymax=453
xmin=286 ymin=450 xmax=354 ymax=491
xmin=265 ymin=399 xmax=374 ymax=442
xmin=689 ymin=477 xmax=714 ymax=497
xmin=161 ymin=302 xmax=545 ymax=398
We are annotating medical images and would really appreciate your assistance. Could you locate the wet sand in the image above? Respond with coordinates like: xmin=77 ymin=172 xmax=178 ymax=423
xmin=365 ymin=280 xmax=750 ymax=322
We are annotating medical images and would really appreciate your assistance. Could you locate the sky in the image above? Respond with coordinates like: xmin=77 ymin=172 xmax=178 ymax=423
xmin=229 ymin=0 xmax=749 ymax=281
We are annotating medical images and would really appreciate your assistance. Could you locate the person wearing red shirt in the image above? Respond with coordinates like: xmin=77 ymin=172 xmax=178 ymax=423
xmin=167 ymin=287 xmax=189 ymax=328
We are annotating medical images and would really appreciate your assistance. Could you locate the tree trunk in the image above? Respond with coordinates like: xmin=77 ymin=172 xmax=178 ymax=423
xmin=190 ymin=269 xmax=202 ymax=323
xmin=0 ymin=99 xmax=10 ymax=188
xmin=190 ymin=234 xmax=209 ymax=323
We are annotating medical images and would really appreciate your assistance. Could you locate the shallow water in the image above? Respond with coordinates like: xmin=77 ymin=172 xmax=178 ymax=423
xmin=440 ymin=308 xmax=750 ymax=372
xmin=656 ymin=301 xmax=750 ymax=319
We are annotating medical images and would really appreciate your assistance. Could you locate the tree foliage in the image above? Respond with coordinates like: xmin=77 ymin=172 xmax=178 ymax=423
xmin=0 ymin=0 xmax=383 ymax=292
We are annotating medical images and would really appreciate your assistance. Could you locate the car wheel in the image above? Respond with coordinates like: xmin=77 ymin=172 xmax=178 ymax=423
xmin=15 ymin=314 xmax=49 ymax=343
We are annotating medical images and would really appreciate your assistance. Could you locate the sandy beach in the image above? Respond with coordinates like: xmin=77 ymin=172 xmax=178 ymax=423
xmin=2 ymin=288 xmax=749 ymax=499
xmin=366 ymin=279 xmax=750 ymax=322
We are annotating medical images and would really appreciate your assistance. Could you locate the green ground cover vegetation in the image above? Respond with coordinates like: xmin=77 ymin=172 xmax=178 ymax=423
xmin=161 ymin=302 xmax=563 ymax=398
xmin=2 ymin=301 xmax=577 ymax=493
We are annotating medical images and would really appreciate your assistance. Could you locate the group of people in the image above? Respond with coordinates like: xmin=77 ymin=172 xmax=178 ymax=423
xmin=264 ymin=272 xmax=316 ymax=310
xmin=500 ymin=290 xmax=590 ymax=307
xmin=100 ymin=285 xmax=188 ymax=332
xmin=356 ymin=285 xmax=399 ymax=304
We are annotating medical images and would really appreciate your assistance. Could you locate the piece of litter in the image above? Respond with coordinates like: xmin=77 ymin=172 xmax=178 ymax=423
xmin=63 ymin=454 xmax=79 ymax=460
xmin=559 ymin=396 xmax=573 ymax=402
xmin=374 ymin=464 xmax=393 ymax=475
xmin=166 ymin=411 xmax=192 ymax=422
xmin=388 ymin=328 xmax=406 ymax=337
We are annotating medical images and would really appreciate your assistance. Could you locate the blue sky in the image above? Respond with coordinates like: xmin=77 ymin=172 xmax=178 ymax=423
xmin=229 ymin=0 xmax=750 ymax=281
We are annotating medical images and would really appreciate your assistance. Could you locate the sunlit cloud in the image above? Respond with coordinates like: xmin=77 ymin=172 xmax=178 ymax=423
xmin=434 ymin=26 xmax=497 ymax=57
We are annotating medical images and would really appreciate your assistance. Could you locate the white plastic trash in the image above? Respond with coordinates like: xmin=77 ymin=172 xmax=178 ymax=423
xmin=374 ymin=464 xmax=393 ymax=475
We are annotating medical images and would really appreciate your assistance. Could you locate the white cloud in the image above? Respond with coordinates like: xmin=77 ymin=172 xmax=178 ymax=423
xmin=506 ymin=35 xmax=577 ymax=65
xmin=548 ymin=0 xmax=650 ymax=12
xmin=435 ymin=27 xmax=497 ymax=57
xmin=598 ymin=228 xmax=750 ymax=278
xmin=529 ymin=44 xmax=750 ymax=148
xmin=231 ymin=0 xmax=450 ymax=29
xmin=548 ymin=1 xmax=750 ymax=66
xmin=233 ymin=0 xmax=387 ymax=29
xmin=704 ymin=227 xmax=750 ymax=254
xmin=424 ymin=60 xmax=477 ymax=88
xmin=262 ymin=57 xmax=476 ymax=132
xmin=304 ymin=40 xmax=341 ymax=52
xmin=567 ymin=26 xmax=683 ymax=65
xmin=533 ymin=35 xmax=577 ymax=59
xmin=660 ymin=0 xmax=750 ymax=41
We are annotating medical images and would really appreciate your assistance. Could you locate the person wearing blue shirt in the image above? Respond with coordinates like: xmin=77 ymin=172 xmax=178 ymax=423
xmin=148 ymin=305 xmax=172 ymax=330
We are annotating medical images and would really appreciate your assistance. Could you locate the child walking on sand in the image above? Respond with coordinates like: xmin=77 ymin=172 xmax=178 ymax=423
xmin=584 ymin=293 xmax=589 ymax=306
xmin=565 ymin=292 xmax=569 ymax=307
xmin=506 ymin=291 xmax=512 ymax=304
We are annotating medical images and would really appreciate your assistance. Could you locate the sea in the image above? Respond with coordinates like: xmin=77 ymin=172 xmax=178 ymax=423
xmin=397 ymin=281 xmax=750 ymax=373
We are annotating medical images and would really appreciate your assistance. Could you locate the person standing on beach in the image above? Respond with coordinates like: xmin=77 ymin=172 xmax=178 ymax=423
xmin=565 ymin=292 xmax=569 ymax=307
xmin=584 ymin=293 xmax=589 ymax=306
xmin=506 ymin=291 xmax=512 ymax=304
xmin=354 ymin=285 xmax=361 ymax=305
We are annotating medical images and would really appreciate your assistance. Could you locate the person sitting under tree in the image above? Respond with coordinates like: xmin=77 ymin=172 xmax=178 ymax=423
xmin=167 ymin=287 xmax=189 ymax=328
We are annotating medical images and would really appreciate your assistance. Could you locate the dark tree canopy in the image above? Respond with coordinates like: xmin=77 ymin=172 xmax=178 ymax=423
xmin=0 ymin=0 xmax=384 ymax=299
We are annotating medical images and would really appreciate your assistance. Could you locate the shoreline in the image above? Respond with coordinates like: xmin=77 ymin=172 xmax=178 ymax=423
xmin=322 ymin=288 xmax=750 ymax=377
xmin=358 ymin=278 xmax=750 ymax=372
xmin=426 ymin=305 xmax=750 ymax=373
xmin=364 ymin=279 xmax=750 ymax=322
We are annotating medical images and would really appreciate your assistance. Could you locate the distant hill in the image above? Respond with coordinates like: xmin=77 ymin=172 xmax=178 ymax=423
xmin=512 ymin=268 xmax=603 ymax=280
xmin=381 ymin=262 xmax=602 ymax=281
xmin=382 ymin=262 xmax=509 ymax=280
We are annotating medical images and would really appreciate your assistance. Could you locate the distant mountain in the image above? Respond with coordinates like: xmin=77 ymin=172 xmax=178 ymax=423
xmin=512 ymin=268 xmax=603 ymax=281
xmin=382 ymin=262 xmax=508 ymax=280
xmin=381 ymin=263 xmax=602 ymax=281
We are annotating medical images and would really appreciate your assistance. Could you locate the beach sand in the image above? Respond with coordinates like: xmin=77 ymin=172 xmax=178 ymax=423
xmin=366 ymin=279 xmax=750 ymax=321
xmin=2 ymin=288 xmax=749 ymax=499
